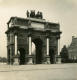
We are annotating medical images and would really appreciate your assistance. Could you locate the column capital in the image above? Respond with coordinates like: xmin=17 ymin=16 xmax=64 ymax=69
xmin=28 ymin=28 xmax=33 ymax=37
xmin=28 ymin=27 xmax=33 ymax=31
xmin=46 ymin=35 xmax=50 ymax=38
xmin=14 ymin=32 xmax=18 ymax=36
xmin=45 ymin=29 xmax=51 ymax=34
xmin=28 ymin=34 xmax=32 ymax=37
xmin=45 ymin=30 xmax=51 ymax=38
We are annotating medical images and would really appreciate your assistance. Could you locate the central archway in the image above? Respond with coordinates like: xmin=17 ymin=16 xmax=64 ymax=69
xmin=32 ymin=38 xmax=43 ymax=64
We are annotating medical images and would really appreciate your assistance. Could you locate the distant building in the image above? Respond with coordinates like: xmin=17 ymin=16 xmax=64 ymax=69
xmin=68 ymin=36 xmax=77 ymax=60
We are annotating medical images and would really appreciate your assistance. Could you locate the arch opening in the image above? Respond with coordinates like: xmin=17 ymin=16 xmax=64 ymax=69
xmin=8 ymin=49 xmax=10 ymax=64
xmin=49 ymin=49 xmax=55 ymax=64
xmin=32 ymin=38 xmax=43 ymax=64
xmin=18 ymin=48 xmax=26 ymax=65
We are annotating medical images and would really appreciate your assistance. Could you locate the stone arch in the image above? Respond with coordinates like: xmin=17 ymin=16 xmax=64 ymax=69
xmin=6 ymin=16 xmax=61 ymax=65
xmin=32 ymin=38 xmax=43 ymax=64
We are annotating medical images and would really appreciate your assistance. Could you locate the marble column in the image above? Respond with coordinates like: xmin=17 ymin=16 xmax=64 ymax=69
xmin=15 ymin=35 xmax=17 ymax=56
xmin=56 ymin=39 xmax=61 ymax=64
xmin=14 ymin=35 xmax=19 ymax=65
xmin=29 ymin=36 xmax=32 ymax=55
xmin=46 ymin=37 xmax=50 ymax=64
xmin=27 ymin=36 xmax=33 ymax=64
xmin=58 ymin=39 xmax=60 ymax=55
xmin=47 ymin=38 xmax=49 ymax=55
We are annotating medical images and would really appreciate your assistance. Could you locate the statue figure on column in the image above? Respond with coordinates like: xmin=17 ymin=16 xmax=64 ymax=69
xmin=39 ymin=12 xmax=43 ymax=19
xmin=27 ymin=10 xmax=43 ymax=19
xmin=26 ymin=10 xmax=29 ymax=17
xmin=35 ymin=11 xmax=43 ymax=19
xmin=30 ymin=10 xmax=35 ymax=18
xmin=36 ymin=11 xmax=40 ymax=18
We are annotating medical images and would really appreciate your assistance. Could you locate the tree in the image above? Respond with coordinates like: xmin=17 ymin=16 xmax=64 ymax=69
xmin=60 ymin=45 xmax=69 ymax=63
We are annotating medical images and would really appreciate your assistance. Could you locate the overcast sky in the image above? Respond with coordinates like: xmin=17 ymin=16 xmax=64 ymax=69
xmin=0 ymin=0 xmax=77 ymax=57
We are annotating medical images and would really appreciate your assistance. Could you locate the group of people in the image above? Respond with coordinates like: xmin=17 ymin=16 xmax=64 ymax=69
xmin=26 ymin=10 xmax=43 ymax=19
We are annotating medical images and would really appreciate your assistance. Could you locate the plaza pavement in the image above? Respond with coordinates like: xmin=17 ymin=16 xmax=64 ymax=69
xmin=0 ymin=63 xmax=77 ymax=80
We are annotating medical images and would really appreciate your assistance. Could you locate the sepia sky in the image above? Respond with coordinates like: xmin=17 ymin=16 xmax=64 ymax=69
xmin=0 ymin=0 xmax=77 ymax=57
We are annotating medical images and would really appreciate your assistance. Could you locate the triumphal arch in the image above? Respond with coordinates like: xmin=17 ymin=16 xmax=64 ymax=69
xmin=6 ymin=10 xmax=61 ymax=65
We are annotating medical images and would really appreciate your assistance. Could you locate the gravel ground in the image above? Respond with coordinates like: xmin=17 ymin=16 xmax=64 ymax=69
xmin=0 ymin=63 xmax=77 ymax=80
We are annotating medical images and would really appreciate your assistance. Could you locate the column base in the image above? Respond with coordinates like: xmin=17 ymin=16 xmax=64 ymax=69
xmin=46 ymin=57 xmax=50 ymax=64
xmin=13 ymin=58 xmax=19 ymax=65
xmin=46 ymin=55 xmax=50 ymax=64
xmin=27 ymin=55 xmax=33 ymax=64
xmin=13 ymin=55 xmax=19 ymax=65
xmin=56 ymin=56 xmax=61 ymax=64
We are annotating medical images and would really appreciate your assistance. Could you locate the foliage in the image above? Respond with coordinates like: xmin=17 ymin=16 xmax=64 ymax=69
xmin=60 ymin=45 xmax=69 ymax=63
xmin=0 ymin=57 xmax=7 ymax=63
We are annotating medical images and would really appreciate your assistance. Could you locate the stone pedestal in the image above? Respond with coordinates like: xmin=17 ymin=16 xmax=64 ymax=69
xmin=27 ymin=55 xmax=33 ymax=64
xmin=57 ymin=57 xmax=61 ymax=64
xmin=56 ymin=56 xmax=61 ymax=64
xmin=13 ymin=58 xmax=19 ymax=65
xmin=46 ymin=55 xmax=50 ymax=64
xmin=13 ymin=55 xmax=19 ymax=65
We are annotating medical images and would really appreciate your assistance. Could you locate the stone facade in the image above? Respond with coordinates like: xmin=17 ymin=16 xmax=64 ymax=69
xmin=5 ymin=13 xmax=61 ymax=65
xmin=68 ymin=36 xmax=77 ymax=60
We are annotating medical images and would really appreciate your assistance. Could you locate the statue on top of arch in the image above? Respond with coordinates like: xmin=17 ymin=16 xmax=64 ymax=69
xmin=26 ymin=10 xmax=43 ymax=19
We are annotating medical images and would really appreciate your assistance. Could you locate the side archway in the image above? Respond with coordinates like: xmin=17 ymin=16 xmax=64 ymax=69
xmin=8 ymin=49 xmax=10 ymax=64
xmin=49 ymin=48 xmax=55 ymax=64
xmin=18 ymin=48 xmax=26 ymax=65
